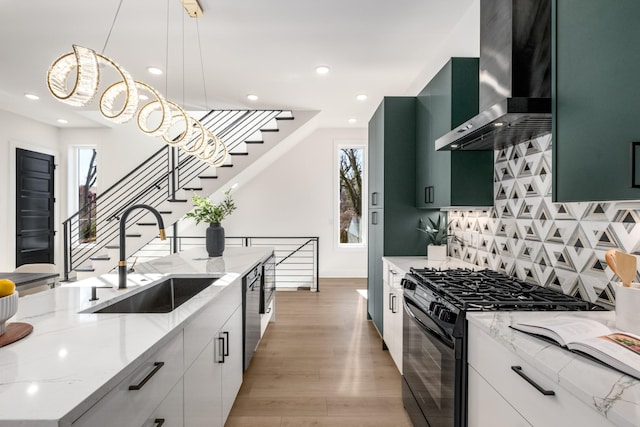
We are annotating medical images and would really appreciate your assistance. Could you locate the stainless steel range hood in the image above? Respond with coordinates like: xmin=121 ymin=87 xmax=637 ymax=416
xmin=436 ymin=0 xmax=551 ymax=151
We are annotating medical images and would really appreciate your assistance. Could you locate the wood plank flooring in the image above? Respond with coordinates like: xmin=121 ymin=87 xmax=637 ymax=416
xmin=226 ymin=279 xmax=413 ymax=427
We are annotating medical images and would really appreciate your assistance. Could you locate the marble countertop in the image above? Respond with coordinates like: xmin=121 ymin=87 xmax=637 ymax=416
xmin=382 ymin=256 xmax=478 ymax=276
xmin=468 ymin=311 xmax=640 ymax=427
xmin=0 ymin=247 xmax=272 ymax=426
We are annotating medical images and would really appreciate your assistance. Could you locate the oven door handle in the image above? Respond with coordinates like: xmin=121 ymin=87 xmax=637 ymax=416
xmin=403 ymin=297 xmax=454 ymax=348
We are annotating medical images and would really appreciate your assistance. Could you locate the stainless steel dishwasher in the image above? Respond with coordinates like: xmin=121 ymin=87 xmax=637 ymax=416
xmin=243 ymin=264 xmax=261 ymax=371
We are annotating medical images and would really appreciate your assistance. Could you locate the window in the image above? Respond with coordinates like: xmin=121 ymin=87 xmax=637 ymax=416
xmin=338 ymin=146 xmax=365 ymax=245
xmin=77 ymin=147 xmax=97 ymax=243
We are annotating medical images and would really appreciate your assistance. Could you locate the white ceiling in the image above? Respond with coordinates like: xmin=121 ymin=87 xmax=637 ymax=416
xmin=0 ymin=0 xmax=478 ymax=129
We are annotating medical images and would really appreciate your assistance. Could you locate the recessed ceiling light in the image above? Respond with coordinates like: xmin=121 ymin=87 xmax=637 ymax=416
xmin=147 ymin=67 xmax=163 ymax=76
xmin=315 ymin=65 xmax=330 ymax=75
xmin=139 ymin=94 xmax=149 ymax=101
xmin=348 ymin=118 xmax=357 ymax=124
xmin=356 ymin=94 xmax=368 ymax=101
xmin=24 ymin=93 xmax=39 ymax=100
xmin=247 ymin=94 xmax=259 ymax=101
xmin=57 ymin=119 xmax=68 ymax=124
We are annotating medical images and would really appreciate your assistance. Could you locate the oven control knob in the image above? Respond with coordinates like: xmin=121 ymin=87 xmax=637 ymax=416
xmin=439 ymin=309 xmax=457 ymax=323
xmin=432 ymin=303 xmax=443 ymax=316
xmin=402 ymin=279 xmax=416 ymax=290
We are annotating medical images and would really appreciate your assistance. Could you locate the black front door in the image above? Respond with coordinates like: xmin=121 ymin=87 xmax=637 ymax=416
xmin=16 ymin=148 xmax=55 ymax=266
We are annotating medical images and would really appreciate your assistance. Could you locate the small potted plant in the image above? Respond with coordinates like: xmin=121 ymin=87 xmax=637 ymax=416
xmin=186 ymin=189 xmax=236 ymax=257
xmin=417 ymin=214 xmax=460 ymax=261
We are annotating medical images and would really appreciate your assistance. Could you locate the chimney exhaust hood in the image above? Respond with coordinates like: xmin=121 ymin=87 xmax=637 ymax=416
xmin=436 ymin=0 xmax=551 ymax=151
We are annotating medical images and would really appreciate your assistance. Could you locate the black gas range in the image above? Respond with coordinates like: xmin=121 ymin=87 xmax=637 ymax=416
xmin=401 ymin=268 xmax=605 ymax=427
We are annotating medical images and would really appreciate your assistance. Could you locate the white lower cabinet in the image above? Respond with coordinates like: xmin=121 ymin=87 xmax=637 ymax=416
xmin=147 ymin=378 xmax=184 ymax=427
xmin=73 ymin=283 xmax=247 ymax=427
xmin=467 ymin=366 xmax=530 ymax=427
xmin=73 ymin=332 xmax=184 ymax=427
xmin=382 ymin=261 xmax=403 ymax=373
xmin=184 ymin=305 xmax=243 ymax=427
xmin=467 ymin=322 xmax=616 ymax=427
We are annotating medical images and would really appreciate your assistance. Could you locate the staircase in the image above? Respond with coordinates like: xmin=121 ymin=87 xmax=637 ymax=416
xmin=63 ymin=109 xmax=306 ymax=281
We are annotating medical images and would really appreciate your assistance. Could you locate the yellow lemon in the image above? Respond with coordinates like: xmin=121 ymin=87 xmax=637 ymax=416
xmin=0 ymin=279 xmax=15 ymax=298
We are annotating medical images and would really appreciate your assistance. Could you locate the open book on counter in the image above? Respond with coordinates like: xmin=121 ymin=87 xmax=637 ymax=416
xmin=511 ymin=317 xmax=640 ymax=380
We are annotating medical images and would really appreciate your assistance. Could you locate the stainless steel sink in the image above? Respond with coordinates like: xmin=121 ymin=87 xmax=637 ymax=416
xmin=90 ymin=277 xmax=218 ymax=314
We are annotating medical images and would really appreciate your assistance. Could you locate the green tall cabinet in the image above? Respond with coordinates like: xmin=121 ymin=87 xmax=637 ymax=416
xmin=416 ymin=58 xmax=493 ymax=208
xmin=553 ymin=0 xmax=640 ymax=202
xmin=367 ymin=97 xmax=425 ymax=335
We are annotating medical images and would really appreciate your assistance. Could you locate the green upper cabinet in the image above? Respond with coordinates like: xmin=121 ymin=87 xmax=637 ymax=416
xmin=553 ymin=0 xmax=640 ymax=202
xmin=415 ymin=58 xmax=494 ymax=209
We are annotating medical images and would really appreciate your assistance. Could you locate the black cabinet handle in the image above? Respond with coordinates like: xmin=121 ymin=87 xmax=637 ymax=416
xmin=510 ymin=366 xmax=555 ymax=396
xmin=372 ymin=211 xmax=378 ymax=225
xmin=388 ymin=292 xmax=393 ymax=310
xmin=222 ymin=331 xmax=230 ymax=357
xmin=372 ymin=192 xmax=379 ymax=206
xmin=129 ymin=362 xmax=164 ymax=390
xmin=154 ymin=419 xmax=165 ymax=427
xmin=429 ymin=186 xmax=435 ymax=203
xmin=424 ymin=186 xmax=430 ymax=204
xmin=218 ymin=337 xmax=226 ymax=363
xmin=391 ymin=294 xmax=397 ymax=313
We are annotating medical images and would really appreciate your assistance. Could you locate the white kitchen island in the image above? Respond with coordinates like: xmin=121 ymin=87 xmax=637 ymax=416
xmin=0 ymin=247 xmax=272 ymax=427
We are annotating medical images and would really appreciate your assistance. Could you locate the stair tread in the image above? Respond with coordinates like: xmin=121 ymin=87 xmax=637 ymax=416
xmin=105 ymin=245 xmax=119 ymax=249
xmin=90 ymin=255 xmax=111 ymax=261
xmin=159 ymin=211 xmax=172 ymax=214
xmin=276 ymin=116 xmax=295 ymax=120
xmin=230 ymin=152 xmax=249 ymax=156
xmin=126 ymin=234 xmax=142 ymax=237
xmin=245 ymin=140 xmax=264 ymax=144
xmin=137 ymin=222 xmax=159 ymax=226
xmin=167 ymin=198 xmax=188 ymax=202
xmin=198 ymin=176 xmax=218 ymax=179
xmin=75 ymin=266 xmax=95 ymax=272
xmin=183 ymin=187 xmax=203 ymax=191
xmin=261 ymin=129 xmax=279 ymax=132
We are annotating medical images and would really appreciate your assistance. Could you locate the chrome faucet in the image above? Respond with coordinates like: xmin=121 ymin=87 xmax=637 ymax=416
xmin=118 ymin=204 xmax=166 ymax=289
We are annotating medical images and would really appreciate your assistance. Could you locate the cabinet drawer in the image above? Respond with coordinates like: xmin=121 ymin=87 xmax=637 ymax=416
xmin=468 ymin=365 xmax=531 ymax=427
xmin=145 ymin=378 xmax=184 ymax=427
xmin=467 ymin=323 xmax=614 ymax=427
xmin=183 ymin=284 xmax=241 ymax=369
xmin=73 ymin=331 xmax=184 ymax=427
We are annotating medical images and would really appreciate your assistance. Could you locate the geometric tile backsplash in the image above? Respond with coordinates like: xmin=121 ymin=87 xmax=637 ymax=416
xmin=447 ymin=133 xmax=639 ymax=309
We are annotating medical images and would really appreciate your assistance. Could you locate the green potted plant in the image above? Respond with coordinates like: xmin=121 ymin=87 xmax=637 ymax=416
xmin=417 ymin=214 xmax=460 ymax=261
xmin=186 ymin=189 xmax=236 ymax=257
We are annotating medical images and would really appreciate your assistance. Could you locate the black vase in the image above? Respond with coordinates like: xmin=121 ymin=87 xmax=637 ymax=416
xmin=206 ymin=223 xmax=225 ymax=257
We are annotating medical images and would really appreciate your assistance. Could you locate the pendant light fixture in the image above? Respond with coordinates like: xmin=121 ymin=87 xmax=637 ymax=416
xmin=46 ymin=0 xmax=228 ymax=167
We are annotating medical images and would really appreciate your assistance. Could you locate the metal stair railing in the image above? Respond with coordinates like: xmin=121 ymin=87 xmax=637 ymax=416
xmin=62 ymin=110 xmax=289 ymax=281
xmin=133 ymin=235 xmax=320 ymax=291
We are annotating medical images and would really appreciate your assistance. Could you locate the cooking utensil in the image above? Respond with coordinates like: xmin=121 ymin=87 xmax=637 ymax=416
xmin=614 ymin=250 xmax=637 ymax=288
xmin=605 ymin=249 xmax=619 ymax=276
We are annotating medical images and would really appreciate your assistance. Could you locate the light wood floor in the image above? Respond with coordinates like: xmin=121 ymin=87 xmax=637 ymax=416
xmin=226 ymin=279 xmax=413 ymax=427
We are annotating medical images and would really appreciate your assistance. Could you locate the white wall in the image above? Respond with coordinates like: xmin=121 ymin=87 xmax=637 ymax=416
xmin=0 ymin=110 xmax=62 ymax=271
xmin=405 ymin=0 xmax=480 ymax=96
xmin=186 ymin=127 xmax=368 ymax=278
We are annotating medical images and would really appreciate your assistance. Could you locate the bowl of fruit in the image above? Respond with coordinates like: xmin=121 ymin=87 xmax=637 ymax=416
xmin=0 ymin=279 xmax=18 ymax=336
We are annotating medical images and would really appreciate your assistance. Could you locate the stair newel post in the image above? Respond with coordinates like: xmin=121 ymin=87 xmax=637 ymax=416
xmin=169 ymin=146 xmax=178 ymax=200
xmin=63 ymin=219 xmax=70 ymax=281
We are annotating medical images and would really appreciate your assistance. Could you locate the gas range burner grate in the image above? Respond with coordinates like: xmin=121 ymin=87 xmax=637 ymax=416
xmin=408 ymin=268 xmax=602 ymax=311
